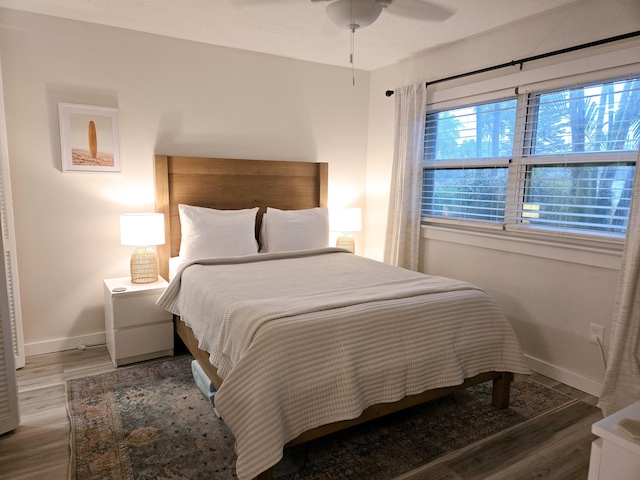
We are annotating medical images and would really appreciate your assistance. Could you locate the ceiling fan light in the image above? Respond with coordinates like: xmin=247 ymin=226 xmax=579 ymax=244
xmin=326 ymin=0 xmax=383 ymax=30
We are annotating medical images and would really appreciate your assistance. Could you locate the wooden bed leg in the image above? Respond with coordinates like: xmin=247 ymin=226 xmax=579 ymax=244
xmin=492 ymin=372 xmax=513 ymax=409
xmin=255 ymin=467 xmax=274 ymax=480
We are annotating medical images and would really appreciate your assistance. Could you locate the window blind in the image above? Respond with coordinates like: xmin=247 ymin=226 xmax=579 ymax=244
xmin=422 ymin=98 xmax=517 ymax=224
xmin=422 ymin=75 xmax=640 ymax=238
xmin=518 ymin=77 xmax=640 ymax=235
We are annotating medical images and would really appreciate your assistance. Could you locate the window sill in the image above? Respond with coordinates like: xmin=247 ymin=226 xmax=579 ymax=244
xmin=421 ymin=222 xmax=623 ymax=270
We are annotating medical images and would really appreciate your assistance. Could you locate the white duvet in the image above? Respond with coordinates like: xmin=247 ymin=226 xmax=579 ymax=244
xmin=157 ymin=248 xmax=529 ymax=480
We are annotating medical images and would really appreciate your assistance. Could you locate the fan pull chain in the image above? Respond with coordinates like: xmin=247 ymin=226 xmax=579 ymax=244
xmin=350 ymin=26 xmax=355 ymax=86
xmin=349 ymin=0 xmax=355 ymax=86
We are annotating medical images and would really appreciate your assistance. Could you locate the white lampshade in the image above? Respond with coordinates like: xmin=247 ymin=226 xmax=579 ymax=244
xmin=326 ymin=0 xmax=383 ymax=29
xmin=120 ymin=213 xmax=165 ymax=247
xmin=120 ymin=213 xmax=165 ymax=284
xmin=330 ymin=208 xmax=362 ymax=233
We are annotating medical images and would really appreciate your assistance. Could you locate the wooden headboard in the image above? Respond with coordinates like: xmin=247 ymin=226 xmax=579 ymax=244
xmin=154 ymin=155 xmax=328 ymax=281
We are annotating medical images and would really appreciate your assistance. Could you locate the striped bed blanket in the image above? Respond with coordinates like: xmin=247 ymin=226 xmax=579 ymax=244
xmin=157 ymin=248 xmax=529 ymax=479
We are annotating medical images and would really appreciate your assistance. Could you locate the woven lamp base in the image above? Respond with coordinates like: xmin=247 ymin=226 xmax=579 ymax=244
xmin=130 ymin=246 xmax=159 ymax=284
xmin=336 ymin=233 xmax=355 ymax=253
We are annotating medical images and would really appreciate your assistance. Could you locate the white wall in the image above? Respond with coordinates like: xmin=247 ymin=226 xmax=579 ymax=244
xmin=0 ymin=9 xmax=370 ymax=354
xmin=365 ymin=0 xmax=640 ymax=395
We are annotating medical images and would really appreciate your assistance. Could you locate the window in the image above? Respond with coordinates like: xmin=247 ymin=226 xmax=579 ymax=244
xmin=422 ymin=99 xmax=517 ymax=223
xmin=422 ymin=76 xmax=640 ymax=239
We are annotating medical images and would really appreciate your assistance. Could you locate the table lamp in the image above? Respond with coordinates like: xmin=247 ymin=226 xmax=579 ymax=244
xmin=120 ymin=213 xmax=165 ymax=284
xmin=330 ymin=208 xmax=362 ymax=253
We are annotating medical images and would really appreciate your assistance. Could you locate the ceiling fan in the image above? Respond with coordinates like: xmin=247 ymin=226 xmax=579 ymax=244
xmin=231 ymin=0 xmax=453 ymax=83
xmin=306 ymin=0 xmax=453 ymax=84
xmin=311 ymin=0 xmax=453 ymax=31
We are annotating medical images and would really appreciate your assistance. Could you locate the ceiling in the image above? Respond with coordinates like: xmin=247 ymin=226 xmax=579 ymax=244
xmin=0 ymin=0 xmax=579 ymax=71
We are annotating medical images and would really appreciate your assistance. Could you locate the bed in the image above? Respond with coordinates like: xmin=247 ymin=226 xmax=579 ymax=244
xmin=153 ymin=154 xmax=529 ymax=480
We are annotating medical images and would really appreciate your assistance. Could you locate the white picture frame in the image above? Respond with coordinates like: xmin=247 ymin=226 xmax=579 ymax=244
xmin=58 ymin=103 xmax=121 ymax=173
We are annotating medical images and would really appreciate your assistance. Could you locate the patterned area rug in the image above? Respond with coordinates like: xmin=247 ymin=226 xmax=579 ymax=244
xmin=67 ymin=355 xmax=574 ymax=480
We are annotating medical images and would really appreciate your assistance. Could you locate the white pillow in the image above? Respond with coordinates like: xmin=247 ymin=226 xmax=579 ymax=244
xmin=262 ymin=207 xmax=329 ymax=253
xmin=178 ymin=204 xmax=259 ymax=261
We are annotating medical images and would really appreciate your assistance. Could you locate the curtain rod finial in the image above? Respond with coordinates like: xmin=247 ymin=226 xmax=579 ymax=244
xmin=385 ymin=90 xmax=394 ymax=97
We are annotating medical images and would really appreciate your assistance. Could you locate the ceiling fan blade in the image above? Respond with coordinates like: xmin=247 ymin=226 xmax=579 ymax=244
xmin=384 ymin=0 xmax=454 ymax=22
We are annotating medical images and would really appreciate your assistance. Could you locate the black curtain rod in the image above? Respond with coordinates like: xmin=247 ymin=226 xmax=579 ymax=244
xmin=385 ymin=30 xmax=640 ymax=97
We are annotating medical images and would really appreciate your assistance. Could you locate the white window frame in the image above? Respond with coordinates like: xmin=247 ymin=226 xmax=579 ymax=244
xmin=423 ymin=96 xmax=517 ymax=225
xmin=421 ymin=46 xmax=640 ymax=248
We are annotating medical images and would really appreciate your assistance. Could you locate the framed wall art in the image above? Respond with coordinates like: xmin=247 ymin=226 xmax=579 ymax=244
xmin=58 ymin=103 xmax=121 ymax=173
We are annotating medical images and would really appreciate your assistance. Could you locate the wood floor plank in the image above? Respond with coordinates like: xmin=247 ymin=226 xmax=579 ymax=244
xmin=2 ymin=463 xmax=67 ymax=480
xmin=536 ymin=424 xmax=600 ymax=471
xmin=484 ymin=453 xmax=573 ymax=480
xmin=442 ymin=401 xmax=601 ymax=479
xmin=18 ymin=384 xmax=66 ymax=412
xmin=394 ymin=461 xmax=463 ymax=480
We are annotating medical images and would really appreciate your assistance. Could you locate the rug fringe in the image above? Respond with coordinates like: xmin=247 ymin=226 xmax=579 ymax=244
xmin=65 ymin=380 xmax=76 ymax=480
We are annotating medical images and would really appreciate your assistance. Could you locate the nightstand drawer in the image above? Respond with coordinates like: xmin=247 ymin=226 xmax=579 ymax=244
xmin=111 ymin=322 xmax=173 ymax=363
xmin=111 ymin=293 xmax=171 ymax=328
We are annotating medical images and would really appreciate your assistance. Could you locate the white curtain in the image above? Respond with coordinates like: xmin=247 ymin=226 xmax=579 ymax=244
xmin=384 ymin=83 xmax=427 ymax=271
xmin=599 ymin=148 xmax=640 ymax=417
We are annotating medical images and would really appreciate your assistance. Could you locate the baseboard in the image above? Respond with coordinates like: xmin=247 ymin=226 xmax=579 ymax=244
xmin=25 ymin=332 xmax=106 ymax=357
xmin=525 ymin=354 xmax=603 ymax=398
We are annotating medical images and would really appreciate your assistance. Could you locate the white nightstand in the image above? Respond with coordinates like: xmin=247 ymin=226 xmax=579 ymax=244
xmin=589 ymin=400 xmax=640 ymax=480
xmin=103 ymin=277 xmax=173 ymax=367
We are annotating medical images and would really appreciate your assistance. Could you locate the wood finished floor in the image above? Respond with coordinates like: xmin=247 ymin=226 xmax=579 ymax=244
xmin=0 ymin=346 xmax=602 ymax=480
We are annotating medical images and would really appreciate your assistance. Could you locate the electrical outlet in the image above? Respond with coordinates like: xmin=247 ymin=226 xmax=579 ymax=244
xmin=589 ymin=324 xmax=605 ymax=345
